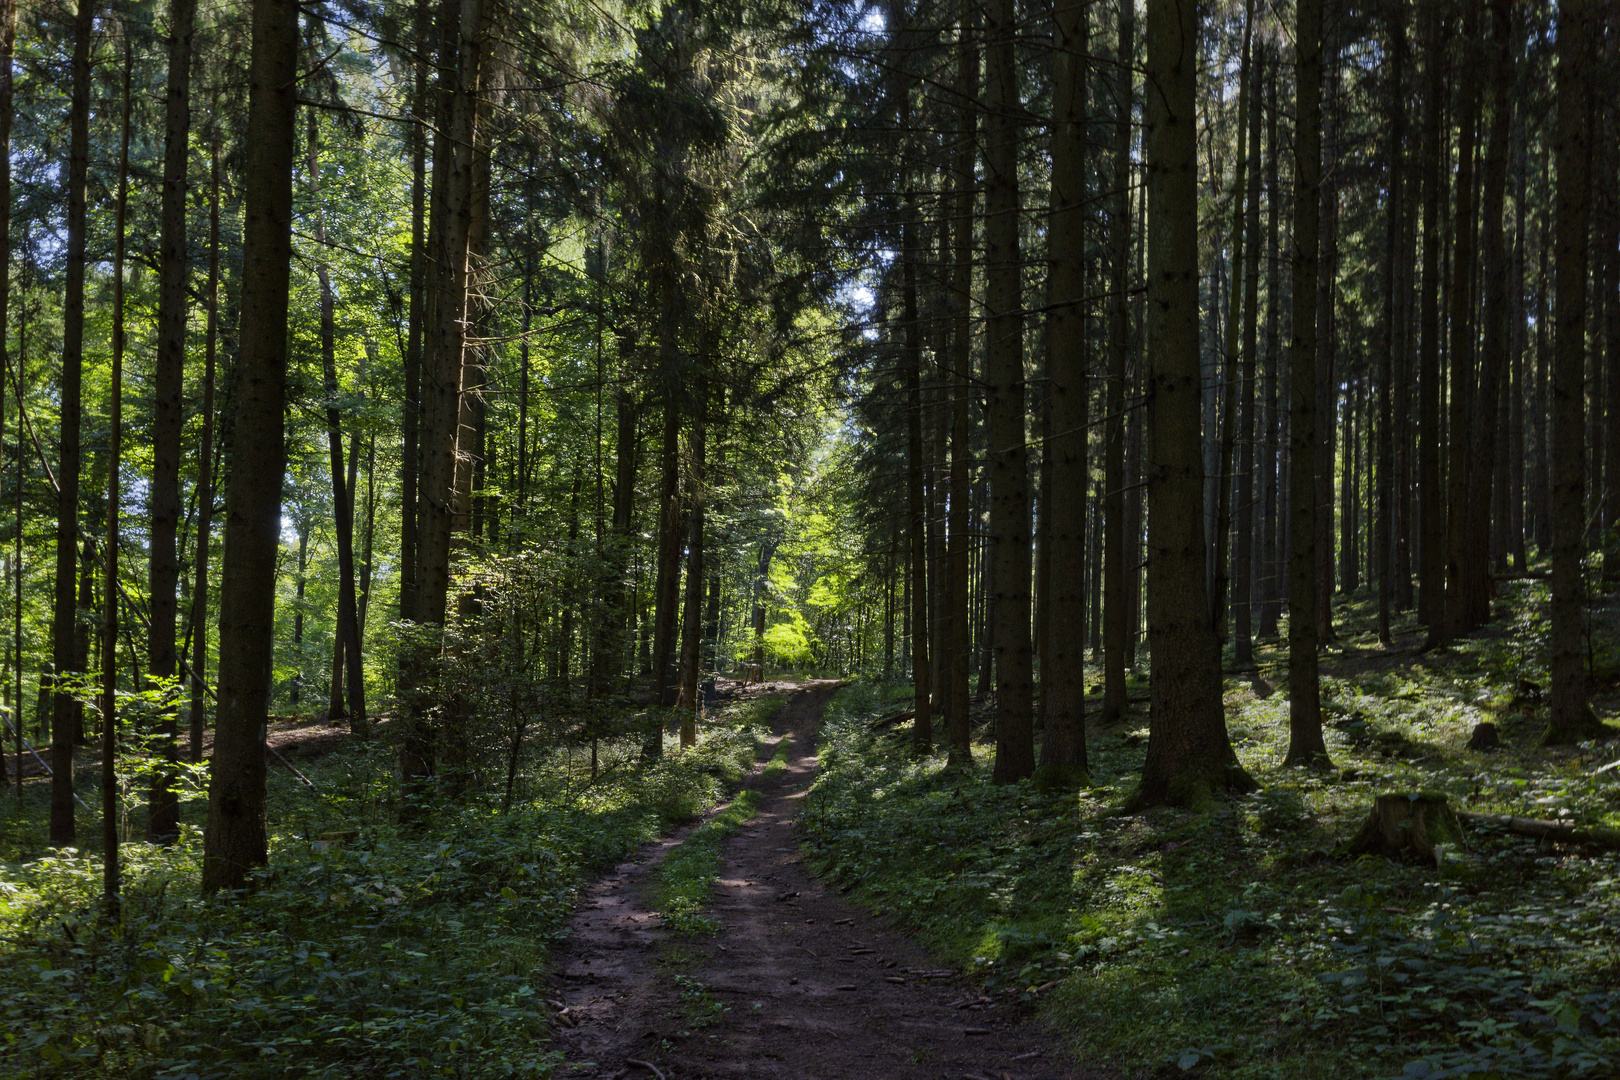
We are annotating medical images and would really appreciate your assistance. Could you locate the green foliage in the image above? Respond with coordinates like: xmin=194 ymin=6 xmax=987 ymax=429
xmin=652 ymin=788 xmax=762 ymax=936
xmin=802 ymin=665 xmax=1620 ymax=1080
xmin=0 ymin=692 xmax=776 ymax=1078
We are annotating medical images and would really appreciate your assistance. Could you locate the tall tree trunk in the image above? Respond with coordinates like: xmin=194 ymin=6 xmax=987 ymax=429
xmin=1417 ymin=0 xmax=1447 ymax=634
xmin=1546 ymin=0 xmax=1603 ymax=744
xmin=984 ymin=0 xmax=1032 ymax=783
xmin=1234 ymin=43 xmax=1263 ymax=665
xmin=189 ymin=142 xmax=221 ymax=763
xmin=1285 ymin=0 xmax=1330 ymax=768
xmin=399 ymin=0 xmax=430 ymax=622
xmin=1135 ymin=0 xmax=1254 ymax=808
xmin=946 ymin=9 xmax=976 ymax=766
xmin=1258 ymin=53 xmax=1283 ymax=641
xmin=1102 ymin=0 xmax=1133 ymax=722
xmin=592 ymin=388 xmax=637 ymax=696
xmin=1314 ymin=21 xmax=1340 ymax=646
xmin=649 ymin=397 xmax=683 ymax=730
xmin=50 ymin=0 xmax=94 ymax=845
xmin=1460 ymin=0 xmax=1517 ymax=633
xmin=1214 ymin=3 xmax=1255 ymax=655
xmin=102 ymin=37 xmax=132 ymax=910
xmin=0 ymin=0 xmax=16 ymax=791
xmin=147 ymin=0 xmax=195 ymax=847
xmin=1039 ymin=0 xmax=1089 ymax=783
xmin=402 ymin=0 xmax=487 ymax=793
xmin=306 ymin=113 xmax=367 ymax=734
xmin=678 ymin=399 xmax=706 ymax=748
xmin=1441 ymin=1 xmax=1482 ymax=643
xmin=202 ymin=0 xmax=300 ymax=892
xmin=1376 ymin=5 xmax=1406 ymax=645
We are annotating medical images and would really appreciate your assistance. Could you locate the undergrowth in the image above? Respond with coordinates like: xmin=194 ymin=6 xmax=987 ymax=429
xmin=652 ymin=789 xmax=763 ymax=935
xmin=0 ymin=693 xmax=775 ymax=1078
xmin=801 ymin=595 xmax=1620 ymax=1080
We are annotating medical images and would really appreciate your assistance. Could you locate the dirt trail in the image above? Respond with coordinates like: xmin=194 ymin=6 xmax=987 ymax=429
xmin=549 ymin=681 xmax=1094 ymax=1080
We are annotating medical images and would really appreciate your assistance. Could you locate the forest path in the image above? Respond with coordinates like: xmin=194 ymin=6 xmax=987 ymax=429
xmin=548 ymin=681 xmax=1096 ymax=1080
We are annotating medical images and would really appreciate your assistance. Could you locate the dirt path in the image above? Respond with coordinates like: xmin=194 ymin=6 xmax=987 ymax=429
xmin=549 ymin=681 xmax=1095 ymax=1080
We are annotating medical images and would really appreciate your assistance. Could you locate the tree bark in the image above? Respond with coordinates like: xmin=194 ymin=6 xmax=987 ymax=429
xmin=306 ymin=112 xmax=367 ymax=735
xmin=1546 ymin=0 xmax=1604 ymax=744
xmin=946 ymin=9 xmax=976 ymax=766
xmin=1038 ymin=0 xmax=1089 ymax=784
xmin=1234 ymin=43 xmax=1263 ymax=666
xmin=189 ymin=141 xmax=222 ymax=763
xmin=1376 ymin=5 xmax=1406 ymax=645
xmin=984 ymin=0 xmax=1033 ymax=784
xmin=1417 ymin=1 xmax=1447 ymax=634
xmin=1285 ymin=0 xmax=1329 ymax=769
xmin=1102 ymin=0 xmax=1133 ymax=723
xmin=1135 ymin=0 xmax=1254 ymax=808
xmin=202 ymin=0 xmax=300 ymax=892
xmin=50 ymin=0 xmax=94 ymax=845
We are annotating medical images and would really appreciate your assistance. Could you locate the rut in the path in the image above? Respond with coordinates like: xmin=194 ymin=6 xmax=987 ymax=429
xmin=548 ymin=681 xmax=1098 ymax=1080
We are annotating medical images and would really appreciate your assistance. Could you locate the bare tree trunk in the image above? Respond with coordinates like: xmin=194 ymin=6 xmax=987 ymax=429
xmin=1135 ymin=0 xmax=1254 ymax=807
xmin=946 ymin=9 xmax=976 ymax=766
xmin=202 ymin=0 xmax=300 ymax=892
xmin=984 ymin=0 xmax=1032 ymax=783
xmin=1039 ymin=0 xmax=1089 ymax=783
xmin=1417 ymin=1 xmax=1447 ymax=635
xmin=189 ymin=142 xmax=221 ymax=763
xmin=1546 ymin=0 xmax=1603 ymax=744
xmin=102 ymin=37 xmax=132 ymax=911
xmin=1460 ymin=0 xmax=1517 ymax=633
xmin=1102 ymin=0 xmax=1133 ymax=722
xmin=1234 ymin=42 xmax=1263 ymax=665
xmin=1285 ymin=0 xmax=1329 ymax=769
xmin=0 ymin=0 xmax=16 ymax=791
xmin=678 ymin=396 xmax=706 ymax=748
xmin=1376 ymin=6 xmax=1406 ymax=645
xmin=1258 ymin=53 xmax=1283 ymax=641
xmin=306 ymin=112 xmax=367 ymax=734
xmin=50 ymin=0 xmax=94 ymax=845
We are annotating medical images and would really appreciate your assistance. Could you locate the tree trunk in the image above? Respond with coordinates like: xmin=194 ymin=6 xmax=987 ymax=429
xmin=1376 ymin=6 xmax=1406 ymax=645
xmin=1102 ymin=0 xmax=1133 ymax=723
xmin=307 ymin=113 xmax=367 ymax=734
xmin=1546 ymin=0 xmax=1604 ymax=744
xmin=946 ymin=9 xmax=975 ymax=766
xmin=1460 ymin=0 xmax=1517 ymax=635
xmin=102 ymin=37 xmax=132 ymax=909
xmin=1285 ymin=0 xmax=1329 ymax=769
xmin=0 ymin=0 xmax=15 ymax=788
xmin=1417 ymin=1 xmax=1447 ymax=634
xmin=678 ymin=397 xmax=706 ymax=748
xmin=1258 ymin=52 xmax=1283 ymax=641
xmin=1135 ymin=0 xmax=1254 ymax=808
xmin=1234 ymin=43 xmax=1263 ymax=666
xmin=50 ymin=0 xmax=93 ymax=845
xmin=1440 ymin=2 xmax=1482 ymax=643
xmin=202 ymin=0 xmax=300 ymax=892
xmin=399 ymin=0 xmax=430 ymax=622
xmin=984 ymin=0 xmax=1032 ymax=784
xmin=189 ymin=141 xmax=221 ymax=763
xmin=1039 ymin=0 xmax=1089 ymax=784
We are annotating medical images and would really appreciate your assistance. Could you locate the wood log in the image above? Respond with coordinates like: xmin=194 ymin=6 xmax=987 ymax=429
xmin=1456 ymin=811 xmax=1620 ymax=850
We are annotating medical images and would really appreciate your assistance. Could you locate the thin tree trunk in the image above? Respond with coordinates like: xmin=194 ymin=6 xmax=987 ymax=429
xmin=1417 ymin=1 xmax=1447 ymax=634
xmin=1234 ymin=43 xmax=1263 ymax=665
xmin=50 ymin=0 xmax=94 ymax=845
xmin=1285 ymin=0 xmax=1329 ymax=769
xmin=0 ymin=0 xmax=16 ymax=793
xmin=306 ymin=113 xmax=367 ymax=734
xmin=101 ymin=36 xmax=132 ymax=910
xmin=1376 ymin=6 xmax=1405 ymax=644
xmin=946 ymin=9 xmax=975 ymax=766
xmin=678 ymin=399 xmax=706 ymax=748
xmin=1103 ymin=0 xmax=1133 ymax=722
xmin=189 ymin=142 xmax=221 ymax=763
xmin=202 ymin=0 xmax=300 ymax=892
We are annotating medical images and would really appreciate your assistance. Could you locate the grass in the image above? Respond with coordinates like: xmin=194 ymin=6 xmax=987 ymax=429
xmin=761 ymin=733 xmax=794 ymax=778
xmin=800 ymin=589 xmax=1620 ymax=1080
xmin=652 ymin=788 xmax=763 ymax=935
xmin=0 ymin=692 xmax=779 ymax=1079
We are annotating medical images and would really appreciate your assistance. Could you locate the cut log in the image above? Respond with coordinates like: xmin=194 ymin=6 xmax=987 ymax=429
xmin=1456 ymin=811 xmax=1620 ymax=850
xmin=1344 ymin=792 xmax=1465 ymax=866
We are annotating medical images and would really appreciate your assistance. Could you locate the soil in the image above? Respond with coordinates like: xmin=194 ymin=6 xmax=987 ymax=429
xmin=548 ymin=680 xmax=1100 ymax=1080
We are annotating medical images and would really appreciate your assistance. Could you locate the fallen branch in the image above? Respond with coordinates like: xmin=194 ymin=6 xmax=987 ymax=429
xmin=625 ymin=1060 xmax=667 ymax=1080
xmin=1457 ymin=811 xmax=1620 ymax=850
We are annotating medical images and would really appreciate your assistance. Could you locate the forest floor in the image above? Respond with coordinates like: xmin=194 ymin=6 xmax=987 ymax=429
xmin=549 ymin=679 xmax=1098 ymax=1080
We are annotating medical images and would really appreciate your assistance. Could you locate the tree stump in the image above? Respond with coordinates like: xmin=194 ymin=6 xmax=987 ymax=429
xmin=1345 ymin=793 xmax=1466 ymax=866
xmin=1467 ymin=722 xmax=1501 ymax=751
